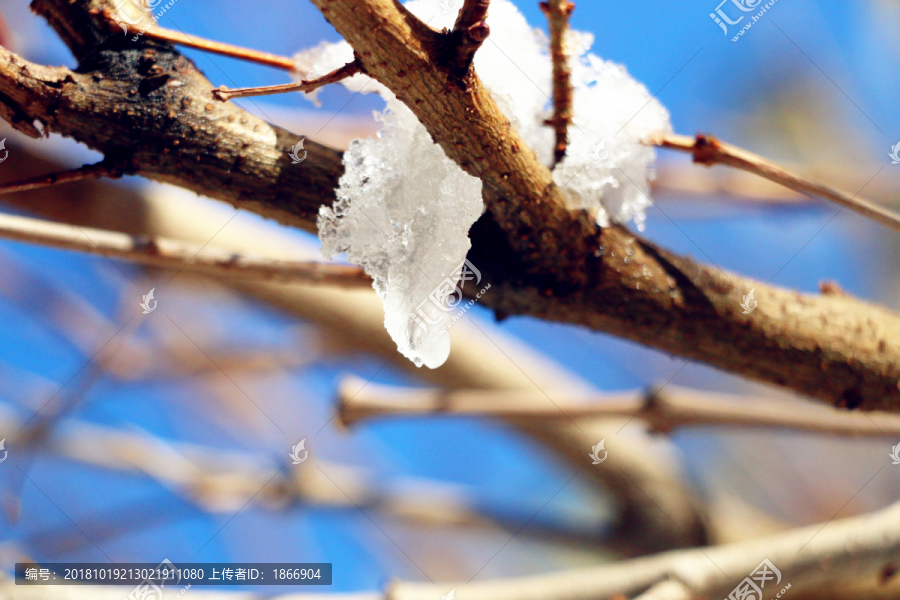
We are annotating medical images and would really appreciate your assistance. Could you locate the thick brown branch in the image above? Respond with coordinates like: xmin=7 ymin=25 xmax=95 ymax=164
xmin=213 ymin=60 xmax=363 ymax=101
xmin=652 ymin=132 xmax=900 ymax=233
xmin=0 ymin=211 xmax=371 ymax=286
xmin=540 ymin=0 xmax=575 ymax=166
xmin=338 ymin=379 xmax=900 ymax=436
xmin=5 ymin=8 xmax=339 ymax=233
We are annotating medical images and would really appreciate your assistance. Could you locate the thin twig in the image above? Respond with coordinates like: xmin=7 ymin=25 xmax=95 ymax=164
xmin=102 ymin=7 xmax=296 ymax=70
xmin=449 ymin=0 xmax=491 ymax=73
xmin=337 ymin=378 xmax=900 ymax=436
xmin=0 ymin=162 xmax=120 ymax=195
xmin=213 ymin=60 xmax=363 ymax=102
xmin=0 ymin=212 xmax=371 ymax=287
xmin=540 ymin=0 xmax=575 ymax=166
xmin=650 ymin=132 xmax=900 ymax=233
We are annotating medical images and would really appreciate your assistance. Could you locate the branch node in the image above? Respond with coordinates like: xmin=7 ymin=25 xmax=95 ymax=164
xmin=692 ymin=133 xmax=721 ymax=165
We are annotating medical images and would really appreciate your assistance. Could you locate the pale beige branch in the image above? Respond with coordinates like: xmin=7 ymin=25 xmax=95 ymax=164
xmin=388 ymin=500 xmax=900 ymax=600
xmin=337 ymin=379 xmax=900 ymax=436
xmin=0 ymin=211 xmax=370 ymax=286
xmin=650 ymin=132 xmax=900 ymax=232
xmin=0 ymin=409 xmax=590 ymax=540
xmin=632 ymin=580 xmax=691 ymax=600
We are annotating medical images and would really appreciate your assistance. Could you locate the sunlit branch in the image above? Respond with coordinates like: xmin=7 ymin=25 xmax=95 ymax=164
xmin=338 ymin=378 xmax=900 ymax=436
xmin=0 ymin=212 xmax=371 ymax=287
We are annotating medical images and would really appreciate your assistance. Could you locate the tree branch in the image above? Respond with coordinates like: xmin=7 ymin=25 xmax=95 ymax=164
xmin=3 ymin=9 xmax=338 ymax=233
xmin=0 ymin=211 xmax=371 ymax=286
xmin=337 ymin=379 xmax=900 ymax=436
xmin=0 ymin=162 xmax=122 ymax=193
xmin=7 ymin=0 xmax=900 ymax=412
xmin=388 ymin=500 xmax=900 ymax=600
xmin=540 ymin=0 xmax=575 ymax=166
xmin=101 ymin=8 xmax=297 ymax=70
xmin=651 ymin=132 xmax=900 ymax=233
xmin=213 ymin=60 xmax=363 ymax=101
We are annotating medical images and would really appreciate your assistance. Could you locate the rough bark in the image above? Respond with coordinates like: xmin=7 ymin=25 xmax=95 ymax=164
xmin=3 ymin=0 xmax=899 ymax=412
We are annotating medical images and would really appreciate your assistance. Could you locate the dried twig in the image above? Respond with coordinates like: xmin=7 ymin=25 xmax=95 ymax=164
xmin=540 ymin=0 xmax=575 ymax=166
xmin=338 ymin=379 xmax=900 ymax=436
xmin=213 ymin=60 xmax=363 ymax=101
xmin=651 ymin=132 xmax=900 ymax=233
xmin=102 ymin=8 xmax=296 ymax=70
xmin=449 ymin=0 xmax=491 ymax=73
xmin=0 ymin=162 xmax=121 ymax=194
xmin=0 ymin=212 xmax=371 ymax=286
